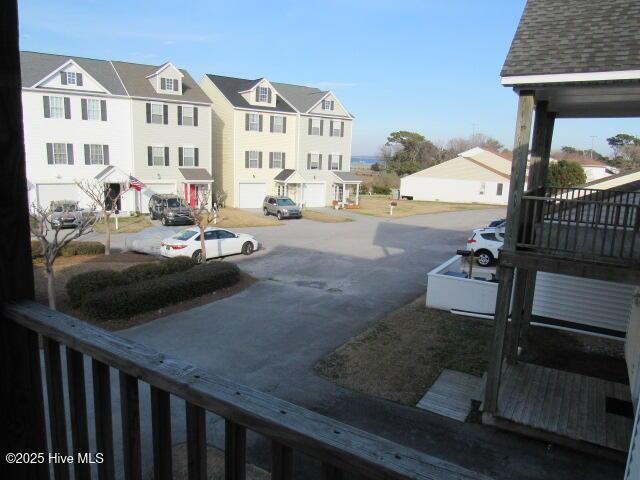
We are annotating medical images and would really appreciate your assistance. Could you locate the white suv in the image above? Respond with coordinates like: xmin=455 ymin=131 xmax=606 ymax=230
xmin=466 ymin=226 xmax=505 ymax=266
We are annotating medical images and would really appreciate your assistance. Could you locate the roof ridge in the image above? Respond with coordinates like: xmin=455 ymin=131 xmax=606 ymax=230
xmin=460 ymin=155 xmax=511 ymax=180
xmin=207 ymin=73 xmax=261 ymax=83
xmin=21 ymin=50 xmax=111 ymax=63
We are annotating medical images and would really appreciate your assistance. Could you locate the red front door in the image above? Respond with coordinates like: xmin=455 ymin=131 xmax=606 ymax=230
xmin=184 ymin=184 xmax=197 ymax=208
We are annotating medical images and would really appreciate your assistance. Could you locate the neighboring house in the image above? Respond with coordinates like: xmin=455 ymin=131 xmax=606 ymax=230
xmin=582 ymin=168 xmax=640 ymax=191
xmin=21 ymin=51 xmax=212 ymax=212
xmin=200 ymin=75 xmax=359 ymax=208
xmin=400 ymin=147 xmax=512 ymax=205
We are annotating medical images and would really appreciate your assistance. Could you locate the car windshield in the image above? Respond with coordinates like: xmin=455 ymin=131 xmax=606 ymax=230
xmin=276 ymin=198 xmax=296 ymax=206
xmin=172 ymin=230 xmax=197 ymax=241
xmin=166 ymin=198 xmax=185 ymax=208
xmin=53 ymin=203 xmax=76 ymax=213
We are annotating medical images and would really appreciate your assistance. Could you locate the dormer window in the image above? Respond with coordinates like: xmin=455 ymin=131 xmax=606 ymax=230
xmin=256 ymin=86 xmax=271 ymax=103
xmin=161 ymin=77 xmax=178 ymax=92
xmin=66 ymin=72 xmax=77 ymax=85
xmin=322 ymin=99 xmax=334 ymax=110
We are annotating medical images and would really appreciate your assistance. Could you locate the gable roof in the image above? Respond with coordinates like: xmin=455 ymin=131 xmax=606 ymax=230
xmin=111 ymin=61 xmax=210 ymax=103
xmin=584 ymin=169 xmax=640 ymax=190
xmin=270 ymin=82 xmax=327 ymax=112
xmin=205 ymin=75 xmax=295 ymax=113
xmin=502 ymin=0 xmax=640 ymax=78
xmin=406 ymin=148 xmax=513 ymax=182
xmin=274 ymin=169 xmax=296 ymax=181
xmin=20 ymin=51 xmax=127 ymax=95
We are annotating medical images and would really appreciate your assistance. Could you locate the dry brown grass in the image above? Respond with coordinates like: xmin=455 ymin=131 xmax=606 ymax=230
xmin=353 ymin=195 xmax=496 ymax=218
xmin=93 ymin=215 xmax=153 ymax=233
xmin=211 ymin=208 xmax=280 ymax=228
xmin=315 ymin=295 xmax=492 ymax=405
xmin=302 ymin=210 xmax=353 ymax=223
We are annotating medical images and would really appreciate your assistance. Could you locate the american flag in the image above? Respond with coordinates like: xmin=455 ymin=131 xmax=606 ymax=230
xmin=129 ymin=175 xmax=145 ymax=191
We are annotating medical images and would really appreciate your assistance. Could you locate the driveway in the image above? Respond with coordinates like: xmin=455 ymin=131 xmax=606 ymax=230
xmin=120 ymin=208 xmax=622 ymax=479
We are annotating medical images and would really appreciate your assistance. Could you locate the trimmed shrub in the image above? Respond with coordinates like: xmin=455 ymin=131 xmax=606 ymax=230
xmin=81 ymin=262 xmax=241 ymax=320
xmin=66 ymin=257 xmax=196 ymax=307
xmin=67 ymin=270 xmax=126 ymax=308
xmin=31 ymin=240 xmax=105 ymax=259
xmin=122 ymin=257 xmax=195 ymax=282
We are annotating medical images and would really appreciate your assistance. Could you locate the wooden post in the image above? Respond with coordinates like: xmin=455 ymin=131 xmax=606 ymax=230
xmin=506 ymin=269 xmax=528 ymax=364
xmin=0 ymin=2 xmax=49 ymax=478
xmin=484 ymin=91 xmax=534 ymax=414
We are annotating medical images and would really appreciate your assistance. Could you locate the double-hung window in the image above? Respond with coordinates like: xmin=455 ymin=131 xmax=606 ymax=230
xmin=248 ymin=151 xmax=260 ymax=168
xmin=330 ymin=154 xmax=340 ymax=170
xmin=272 ymin=152 xmax=284 ymax=169
xmin=496 ymin=183 xmax=504 ymax=196
xmin=310 ymin=118 xmax=321 ymax=135
xmin=182 ymin=106 xmax=194 ymax=126
xmin=258 ymin=86 xmax=269 ymax=102
xmin=479 ymin=182 xmax=486 ymax=195
xmin=272 ymin=116 xmax=284 ymax=133
xmin=310 ymin=153 xmax=320 ymax=170
xmin=151 ymin=103 xmax=164 ymax=124
xmin=53 ymin=143 xmax=68 ymax=164
xmin=162 ymin=78 xmax=176 ymax=91
xmin=152 ymin=146 xmax=165 ymax=166
xmin=248 ymin=113 xmax=260 ymax=131
xmin=89 ymin=144 xmax=104 ymax=164
xmin=50 ymin=96 xmax=65 ymax=118
xmin=331 ymin=121 xmax=341 ymax=137
xmin=182 ymin=147 xmax=195 ymax=166
xmin=322 ymin=99 xmax=334 ymax=110
xmin=87 ymin=99 xmax=102 ymax=120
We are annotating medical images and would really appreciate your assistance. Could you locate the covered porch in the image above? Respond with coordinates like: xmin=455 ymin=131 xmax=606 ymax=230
xmin=331 ymin=171 xmax=362 ymax=208
xmin=482 ymin=0 xmax=640 ymax=470
xmin=178 ymin=167 xmax=214 ymax=208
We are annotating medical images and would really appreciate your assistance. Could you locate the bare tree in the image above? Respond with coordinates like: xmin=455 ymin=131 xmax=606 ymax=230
xmin=30 ymin=203 xmax=97 ymax=310
xmin=181 ymin=188 xmax=217 ymax=263
xmin=76 ymin=179 xmax=130 ymax=255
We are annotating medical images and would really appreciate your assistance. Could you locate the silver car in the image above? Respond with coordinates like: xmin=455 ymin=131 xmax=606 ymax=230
xmin=262 ymin=196 xmax=302 ymax=220
xmin=51 ymin=201 xmax=84 ymax=228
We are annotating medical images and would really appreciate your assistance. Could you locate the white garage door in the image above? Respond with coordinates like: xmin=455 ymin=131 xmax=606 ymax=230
xmin=302 ymin=183 xmax=325 ymax=207
xmin=238 ymin=183 xmax=266 ymax=208
xmin=36 ymin=184 xmax=78 ymax=208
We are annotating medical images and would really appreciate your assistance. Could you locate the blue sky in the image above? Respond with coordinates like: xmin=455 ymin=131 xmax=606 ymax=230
xmin=19 ymin=0 xmax=639 ymax=156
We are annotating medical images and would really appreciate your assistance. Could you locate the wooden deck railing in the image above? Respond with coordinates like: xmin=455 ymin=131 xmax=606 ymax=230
xmin=6 ymin=301 xmax=490 ymax=480
xmin=517 ymin=186 xmax=640 ymax=264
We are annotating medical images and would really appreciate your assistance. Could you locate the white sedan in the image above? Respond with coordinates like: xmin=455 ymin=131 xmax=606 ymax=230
xmin=160 ymin=227 xmax=260 ymax=262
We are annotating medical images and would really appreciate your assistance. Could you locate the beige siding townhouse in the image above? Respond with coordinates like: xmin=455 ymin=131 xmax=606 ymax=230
xmin=200 ymin=75 xmax=359 ymax=208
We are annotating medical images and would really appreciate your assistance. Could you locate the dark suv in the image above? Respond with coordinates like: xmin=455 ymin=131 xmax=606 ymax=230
xmin=148 ymin=194 xmax=194 ymax=226
xmin=263 ymin=196 xmax=302 ymax=220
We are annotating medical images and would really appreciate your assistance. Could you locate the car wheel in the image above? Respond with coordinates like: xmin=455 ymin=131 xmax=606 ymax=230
xmin=476 ymin=250 xmax=494 ymax=267
xmin=263 ymin=208 xmax=269 ymax=216
xmin=242 ymin=242 xmax=254 ymax=255
xmin=161 ymin=216 xmax=167 ymax=226
xmin=192 ymin=250 xmax=203 ymax=264
xmin=276 ymin=211 xmax=283 ymax=220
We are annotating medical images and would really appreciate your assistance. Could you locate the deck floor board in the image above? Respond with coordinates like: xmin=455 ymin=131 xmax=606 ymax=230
xmin=491 ymin=363 xmax=633 ymax=453
xmin=417 ymin=370 xmax=483 ymax=422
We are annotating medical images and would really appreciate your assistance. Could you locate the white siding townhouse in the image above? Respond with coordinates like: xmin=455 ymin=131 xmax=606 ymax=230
xmin=21 ymin=51 xmax=212 ymax=212
xmin=200 ymin=75 xmax=359 ymax=208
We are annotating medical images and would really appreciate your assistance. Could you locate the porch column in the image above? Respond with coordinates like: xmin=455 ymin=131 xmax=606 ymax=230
xmin=1 ymin=2 xmax=49 ymax=476
xmin=355 ymin=183 xmax=360 ymax=206
xmin=484 ymin=91 xmax=534 ymax=414
xmin=506 ymin=100 xmax=556 ymax=363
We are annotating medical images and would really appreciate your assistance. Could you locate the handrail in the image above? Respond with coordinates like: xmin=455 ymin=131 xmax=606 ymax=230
xmin=7 ymin=301 xmax=490 ymax=480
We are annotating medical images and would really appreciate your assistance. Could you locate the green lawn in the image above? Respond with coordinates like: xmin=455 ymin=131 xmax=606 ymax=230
xmin=353 ymin=195 xmax=497 ymax=218
xmin=93 ymin=215 xmax=153 ymax=233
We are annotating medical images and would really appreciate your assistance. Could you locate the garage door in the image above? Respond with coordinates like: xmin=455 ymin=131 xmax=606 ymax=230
xmin=302 ymin=183 xmax=325 ymax=207
xmin=36 ymin=183 xmax=78 ymax=208
xmin=238 ymin=183 xmax=266 ymax=208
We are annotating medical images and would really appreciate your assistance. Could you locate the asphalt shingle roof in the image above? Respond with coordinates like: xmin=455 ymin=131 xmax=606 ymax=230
xmin=274 ymin=169 xmax=295 ymax=181
xmin=502 ymin=0 xmax=640 ymax=77
xmin=111 ymin=61 xmax=210 ymax=103
xmin=270 ymin=82 xmax=327 ymax=112
xmin=206 ymin=75 xmax=296 ymax=113
xmin=20 ymin=52 xmax=210 ymax=103
xmin=20 ymin=51 xmax=127 ymax=95
xmin=179 ymin=168 xmax=213 ymax=181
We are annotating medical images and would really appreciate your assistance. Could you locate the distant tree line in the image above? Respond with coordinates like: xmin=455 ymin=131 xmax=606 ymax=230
xmin=375 ymin=131 xmax=509 ymax=176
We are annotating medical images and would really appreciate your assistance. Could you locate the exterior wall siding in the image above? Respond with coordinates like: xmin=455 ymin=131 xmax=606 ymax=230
xmin=400 ymin=177 xmax=509 ymax=205
xmin=22 ymin=89 xmax=136 ymax=210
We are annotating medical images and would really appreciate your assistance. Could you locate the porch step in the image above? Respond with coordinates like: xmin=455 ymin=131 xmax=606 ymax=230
xmin=417 ymin=370 xmax=483 ymax=422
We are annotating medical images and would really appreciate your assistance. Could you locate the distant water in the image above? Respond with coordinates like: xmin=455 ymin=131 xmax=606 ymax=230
xmin=351 ymin=155 xmax=380 ymax=165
